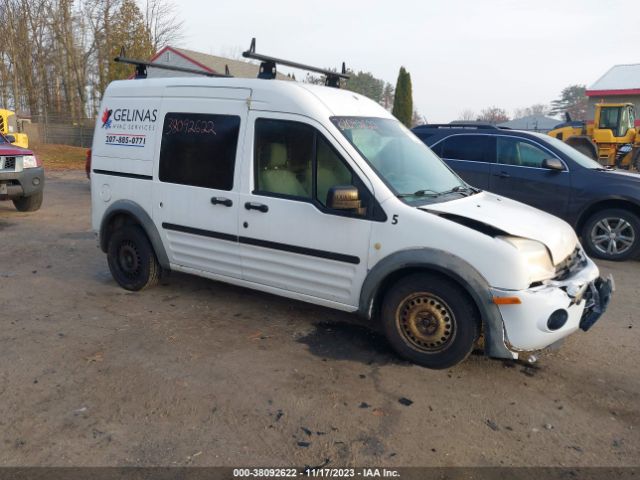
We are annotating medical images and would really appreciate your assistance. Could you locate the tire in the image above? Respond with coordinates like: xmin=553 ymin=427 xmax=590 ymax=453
xmin=12 ymin=191 xmax=43 ymax=212
xmin=380 ymin=273 xmax=480 ymax=369
xmin=582 ymin=208 xmax=640 ymax=261
xmin=633 ymin=150 xmax=640 ymax=173
xmin=107 ymin=225 xmax=161 ymax=291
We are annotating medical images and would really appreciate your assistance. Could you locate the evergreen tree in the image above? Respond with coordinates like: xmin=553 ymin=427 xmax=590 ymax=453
xmin=110 ymin=0 xmax=154 ymax=82
xmin=392 ymin=67 xmax=413 ymax=127
xmin=550 ymin=85 xmax=588 ymax=120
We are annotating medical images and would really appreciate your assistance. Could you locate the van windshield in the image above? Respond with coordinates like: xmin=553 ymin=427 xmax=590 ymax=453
xmin=330 ymin=117 xmax=469 ymax=203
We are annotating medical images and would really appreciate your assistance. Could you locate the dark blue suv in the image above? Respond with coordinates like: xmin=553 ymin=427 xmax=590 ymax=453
xmin=412 ymin=124 xmax=640 ymax=261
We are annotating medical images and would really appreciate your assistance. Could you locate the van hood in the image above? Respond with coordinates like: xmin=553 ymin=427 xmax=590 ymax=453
xmin=421 ymin=192 xmax=577 ymax=265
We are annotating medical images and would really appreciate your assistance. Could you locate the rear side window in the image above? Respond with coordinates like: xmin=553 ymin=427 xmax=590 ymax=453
xmin=438 ymin=135 xmax=495 ymax=163
xmin=159 ymin=112 xmax=240 ymax=190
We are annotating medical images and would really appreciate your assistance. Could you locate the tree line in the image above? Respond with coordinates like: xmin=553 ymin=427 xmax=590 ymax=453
xmin=456 ymin=84 xmax=588 ymax=125
xmin=1 ymin=0 xmax=424 ymax=129
xmin=0 ymin=0 xmax=183 ymax=122
xmin=305 ymin=66 xmax=423 ymax=128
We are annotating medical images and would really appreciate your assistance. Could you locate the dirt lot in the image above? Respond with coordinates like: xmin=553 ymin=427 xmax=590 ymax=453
xmin=0 ymin=171 xmax=638 ymax=468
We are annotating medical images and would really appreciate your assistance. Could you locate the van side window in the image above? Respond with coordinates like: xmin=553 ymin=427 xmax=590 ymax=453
xmin=159 ymin=113 xmax=240 ymax=190
xmin=254 ymin=118 xmax=383 ymax=221
xmin=254 ymin=119 xmax=313 ymax=199
xmin=316 ymin=135 xmax=353 ymax=206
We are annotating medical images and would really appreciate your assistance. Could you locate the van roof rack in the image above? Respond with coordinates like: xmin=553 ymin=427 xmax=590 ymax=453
xmin=242 ymin=38 xmax=349 ymax=88
xmin=114 ymin=47 xmax=233 ymax=79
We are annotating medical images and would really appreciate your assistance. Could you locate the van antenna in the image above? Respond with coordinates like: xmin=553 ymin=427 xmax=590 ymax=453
xmin=242 ymin=37 xmax=349 ymax=88
xmin=114 ymin=47 xmax=233 ymax=79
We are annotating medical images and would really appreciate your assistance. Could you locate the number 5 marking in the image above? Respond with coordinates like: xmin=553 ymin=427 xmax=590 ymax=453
xmin=392 ymin=214 xmax=399 ymax=225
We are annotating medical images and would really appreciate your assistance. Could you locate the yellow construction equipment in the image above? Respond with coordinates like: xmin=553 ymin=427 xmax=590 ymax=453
xmin=0 ymin=109 xmax=29 ymax=148
xmin=548 ymin=103 xmax=640 ymax=170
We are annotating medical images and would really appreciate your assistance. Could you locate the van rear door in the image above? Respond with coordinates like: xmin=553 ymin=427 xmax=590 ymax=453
xmin=153 ymin=87 xmax=250 ymax=279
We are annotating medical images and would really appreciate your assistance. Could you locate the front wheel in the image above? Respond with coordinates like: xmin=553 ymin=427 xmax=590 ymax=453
xmin=107 ymin=225 xmax=161 ymax=290
xmin=582 ymin=209 xmax=640 ymax=261
xmin=13 ymin=191 xmax=43 ymax=212
xmin=381 ymin=273 xmax=480 ymax=369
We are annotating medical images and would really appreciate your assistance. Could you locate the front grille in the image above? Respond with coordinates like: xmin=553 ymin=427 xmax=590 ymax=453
xmin=555 ymin=247 xmax=587 ymax=281
xmin=1 ymin=156 xmax=16 ymax=170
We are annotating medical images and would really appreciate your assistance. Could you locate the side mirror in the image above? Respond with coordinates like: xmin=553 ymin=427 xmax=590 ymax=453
xmin=542 ymin=158 xmax=564 ymax=171
xmin=5 ymin=134 xmax=16 ymax=143
xmin=327 ymin=185 xmax=365 ymax=215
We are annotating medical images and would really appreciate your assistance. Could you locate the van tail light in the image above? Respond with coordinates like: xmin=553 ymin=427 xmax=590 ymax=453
xmin=85 ymin=149 xmax=92 ymax=179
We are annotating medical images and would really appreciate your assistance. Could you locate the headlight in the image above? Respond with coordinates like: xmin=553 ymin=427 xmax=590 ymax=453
xmin=498 ymin=236 xmax=555 ymax=283
xmin=22 ymin=155 xmax=38 ymax=169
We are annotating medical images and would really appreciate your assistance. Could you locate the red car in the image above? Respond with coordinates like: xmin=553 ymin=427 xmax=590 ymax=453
xmin=0 ymin=133 xmax=44 ymax=211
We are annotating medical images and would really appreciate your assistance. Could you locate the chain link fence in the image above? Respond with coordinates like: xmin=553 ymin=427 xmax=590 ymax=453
xmin=23 ymin=114 xmax=96 ymax=148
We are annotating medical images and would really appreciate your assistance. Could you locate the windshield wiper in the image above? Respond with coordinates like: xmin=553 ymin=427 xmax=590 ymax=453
xmin=396 ymin=189 xmax=440 ymax=198
xmin=438 ymin=185 xmax=478 ymax=197
xmin=397 ymin=185 xmax=479 ymax=199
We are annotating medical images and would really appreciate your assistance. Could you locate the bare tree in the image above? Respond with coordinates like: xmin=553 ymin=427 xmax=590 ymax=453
xmin=143 ymin=0 xmax=184 ymax=51
xmin=477 ymin=106 xmax=510 ymax=125
xmin=513 ymin=103 xmax=550 ymax=119
xmin=411 ymin=110 xmax=427 ymax=127
xmin=457 ymin=109 xmax=476 ymax=121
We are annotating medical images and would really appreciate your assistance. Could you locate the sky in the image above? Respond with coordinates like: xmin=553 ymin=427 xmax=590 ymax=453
xmin=170 ymin=0 xmax=638 ymax=123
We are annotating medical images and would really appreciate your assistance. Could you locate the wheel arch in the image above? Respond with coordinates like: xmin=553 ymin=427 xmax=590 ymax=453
xmin=99 ymin=200 xmax=170 ymax=269
xmin=576 ymin=198 xmax=640 ymax=234
xmin=358 ymin=249 xmax=514 ymax=359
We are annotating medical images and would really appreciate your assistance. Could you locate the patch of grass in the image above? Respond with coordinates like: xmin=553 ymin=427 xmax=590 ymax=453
xmin=31 ymin=143 xmax=87 ymax=170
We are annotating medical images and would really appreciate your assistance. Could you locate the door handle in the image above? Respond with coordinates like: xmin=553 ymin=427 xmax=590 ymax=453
xmin=493 ymin=171 xmax=511 ymax=178
xmin=244 ymin=202 xmax=269 ymax=213
xmin=211 ymin=197 xmax=233 ymax=207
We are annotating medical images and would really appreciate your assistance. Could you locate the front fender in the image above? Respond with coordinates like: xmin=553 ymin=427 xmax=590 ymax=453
xmin=359 ymin=248 xmax=514 ymax=359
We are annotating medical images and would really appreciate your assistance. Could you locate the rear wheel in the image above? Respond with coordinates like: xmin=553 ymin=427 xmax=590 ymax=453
xmin=107 ymin=225 xmax=161 ymax=290
xmin=381 ymin=273 xmax=480 ymax=369
xmin=582 ymin=209 xmax=640 ymax=261
xmin=13 ymin=191 xmax=43 ymax=212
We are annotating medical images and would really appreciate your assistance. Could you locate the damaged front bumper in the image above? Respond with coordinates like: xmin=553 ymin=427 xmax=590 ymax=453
xmin=579 ymin=275 xmax=614 ymax=331
xmin=491 ymin=255 xmax=614 ymax=353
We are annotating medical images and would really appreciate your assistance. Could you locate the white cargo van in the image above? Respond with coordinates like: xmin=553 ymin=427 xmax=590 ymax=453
xmin=91 ymin=52 xmax=612 ymax=369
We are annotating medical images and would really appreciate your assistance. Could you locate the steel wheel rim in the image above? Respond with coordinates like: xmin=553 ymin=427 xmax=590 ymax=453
xmin=590 ymin=217 xmax=635 ymax=256
xmin=395 ymin=292 xmax=456 ymax=353
xmin=117 ymin=241 xmax=141 ymax=279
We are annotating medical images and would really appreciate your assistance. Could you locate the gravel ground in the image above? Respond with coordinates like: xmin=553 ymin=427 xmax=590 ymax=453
xmin=0 ymin=171 xmax=638 ymax=467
